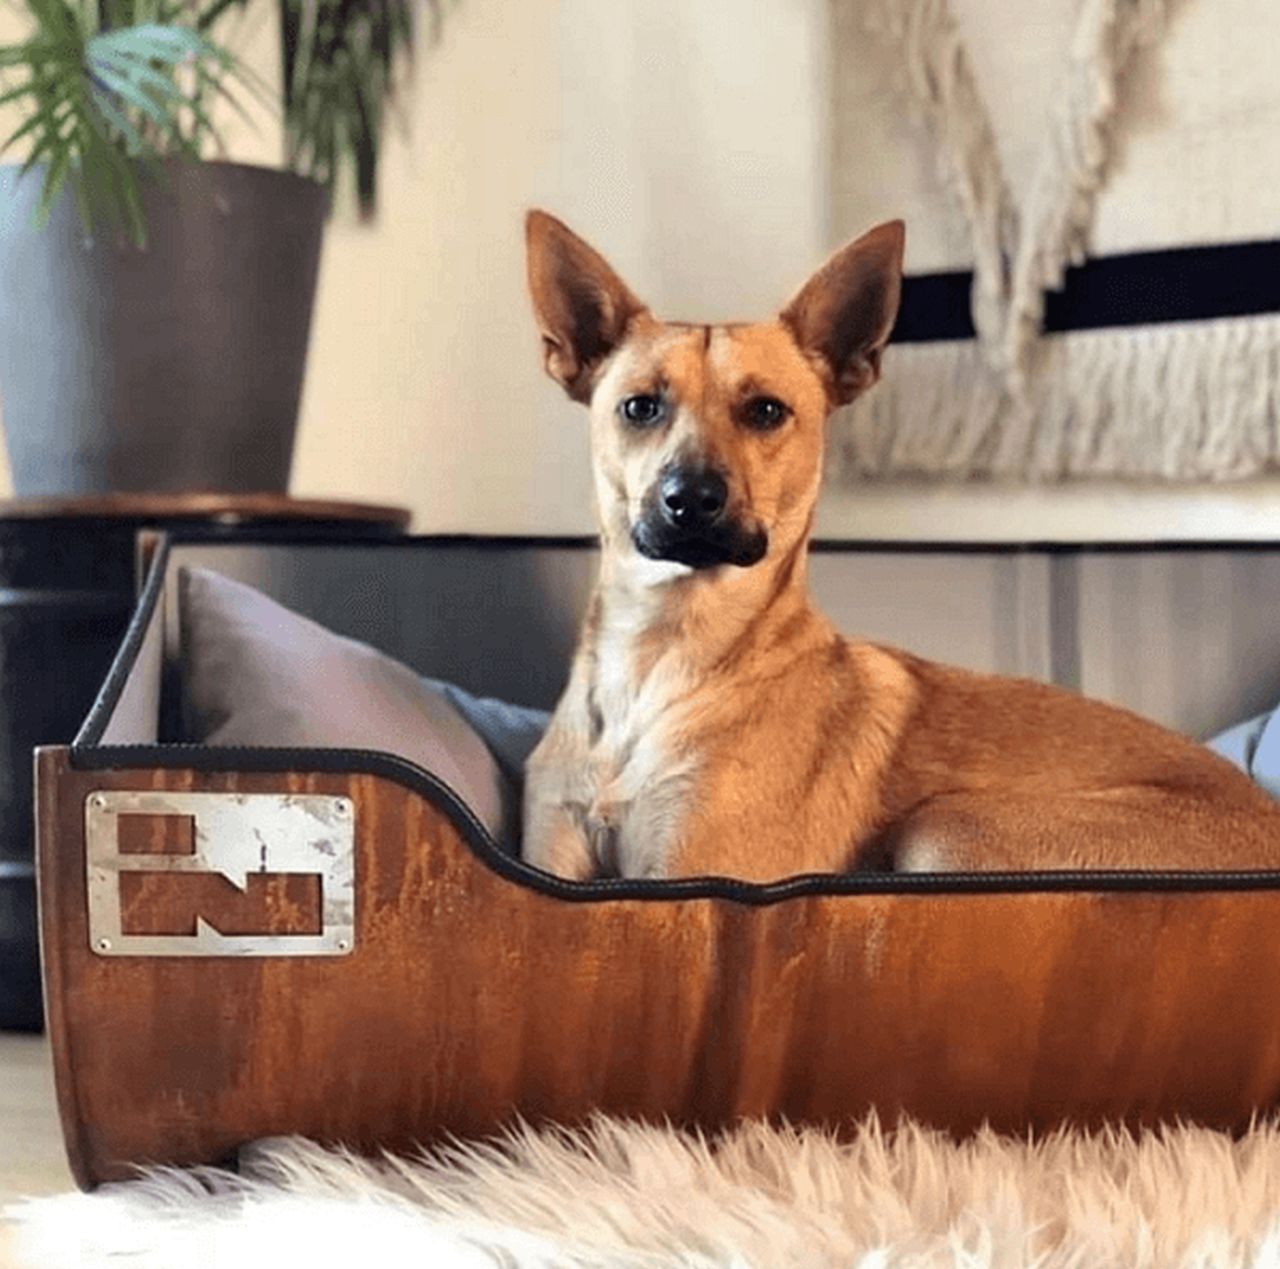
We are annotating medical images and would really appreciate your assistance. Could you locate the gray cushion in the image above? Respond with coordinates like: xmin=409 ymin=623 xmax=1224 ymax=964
xmin=179 ymin=567 xmax=520 ymax=843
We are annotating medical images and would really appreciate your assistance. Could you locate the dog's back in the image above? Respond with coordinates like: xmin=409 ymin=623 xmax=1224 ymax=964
xmin=866 ymin=650 xmax=1280 ymax=873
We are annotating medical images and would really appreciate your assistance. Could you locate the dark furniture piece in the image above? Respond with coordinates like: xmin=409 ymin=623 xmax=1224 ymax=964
xmin=0 ymin=495 xmax=409 ymax=1031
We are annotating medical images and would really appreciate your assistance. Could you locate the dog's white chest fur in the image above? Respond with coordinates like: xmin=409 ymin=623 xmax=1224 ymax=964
xmin=523 ymin=584 xmax=699 ymax=880
xmin=582 ymin=607 xmax=698 ymax=876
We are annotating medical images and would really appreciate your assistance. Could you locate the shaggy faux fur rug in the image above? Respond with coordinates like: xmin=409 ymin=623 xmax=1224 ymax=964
xmin=8 ymin=1116 xmax=1280 ymax=1268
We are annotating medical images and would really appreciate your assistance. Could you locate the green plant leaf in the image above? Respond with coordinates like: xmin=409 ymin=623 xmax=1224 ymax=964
xmin=88 ymin=81 xmax=145 ymax=151
xmin=0 ymin=1 xmax=253 ymax=241
xmin=199 ymin=61 xmax=261 ymax=132
xmin=36 ymin=138 xmax=73 ymax=224
xmin=1 ymin=94 xmax=74 ymax=158
xmin=0 ymin=0 xmax=433 ymax=236
xmin=194 ymin=0 xmax=248 ymax=33
xmin=93 ymin=22 xmax=215 ymax=63
xmin=90 ymin=64 xmax=181 ymax=127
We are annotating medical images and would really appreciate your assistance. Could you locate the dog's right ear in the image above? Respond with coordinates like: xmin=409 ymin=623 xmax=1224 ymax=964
xmin=526 ymin=211 xmax=648 ymax=403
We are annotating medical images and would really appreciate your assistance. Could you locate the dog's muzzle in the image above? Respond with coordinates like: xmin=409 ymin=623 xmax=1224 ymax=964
xmin=632 ymin=465 xmax=768 ymax=569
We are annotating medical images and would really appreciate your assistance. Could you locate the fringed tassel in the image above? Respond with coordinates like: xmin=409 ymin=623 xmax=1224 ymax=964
xmin=857 ymin=0 xmax=1170 ymax=397
xmin=830 ymin=315 xmax=1280 ymax=481
xmin=860 ymin=0 xmax=1013 ymax=355
xmin=1003 ymin=0 xmax=1169 ymax=390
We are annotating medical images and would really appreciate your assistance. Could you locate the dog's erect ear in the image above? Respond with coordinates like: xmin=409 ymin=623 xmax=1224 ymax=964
xmin=779 ymin=220 xmax=904 ymax=407
xmin=525 ymin=210 xmax=648 ymax=403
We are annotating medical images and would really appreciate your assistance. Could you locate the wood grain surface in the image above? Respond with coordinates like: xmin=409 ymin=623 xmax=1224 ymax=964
xmin=36 ymin=748 xmax=1280 ymax=1189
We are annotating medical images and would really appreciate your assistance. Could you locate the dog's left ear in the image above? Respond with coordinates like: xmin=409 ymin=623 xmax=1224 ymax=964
xmin=779 ymin=220 xmax=904 ymax=407
xmin=526 ymin=210 xmax=649 ymax=403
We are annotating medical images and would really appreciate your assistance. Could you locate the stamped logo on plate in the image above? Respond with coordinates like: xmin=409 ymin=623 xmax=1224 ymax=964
xmin=85 ymin=790 xmax=355 ymax=957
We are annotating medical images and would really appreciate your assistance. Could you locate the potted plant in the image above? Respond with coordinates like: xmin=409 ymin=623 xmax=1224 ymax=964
xmin=0 ymin=0 xmax=419 ymax=496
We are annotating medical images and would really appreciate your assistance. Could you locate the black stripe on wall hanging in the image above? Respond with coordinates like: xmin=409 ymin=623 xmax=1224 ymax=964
xmin=891 ymin=239 xmax=1280 ymax=344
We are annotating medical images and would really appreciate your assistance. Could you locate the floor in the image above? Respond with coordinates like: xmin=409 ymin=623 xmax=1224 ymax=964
xmin=0 ymin=1034 xmax=73 ymax=1202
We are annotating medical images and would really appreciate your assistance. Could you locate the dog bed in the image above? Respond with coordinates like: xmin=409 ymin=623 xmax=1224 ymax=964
xmin=36 ymin=533 xmax=1280 ymax=1188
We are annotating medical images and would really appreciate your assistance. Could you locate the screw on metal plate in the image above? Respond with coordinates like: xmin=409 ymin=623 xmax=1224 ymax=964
xmin=85 ymin=790 xmax=356 ymax=959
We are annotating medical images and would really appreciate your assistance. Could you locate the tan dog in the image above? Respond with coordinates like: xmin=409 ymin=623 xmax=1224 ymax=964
xmin=521 ymin=210 xmax=1280 ymax=881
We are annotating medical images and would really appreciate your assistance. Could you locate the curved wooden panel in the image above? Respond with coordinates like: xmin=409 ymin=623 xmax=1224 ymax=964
xmin=36 ymin=748 xmax=1280 ymax=1188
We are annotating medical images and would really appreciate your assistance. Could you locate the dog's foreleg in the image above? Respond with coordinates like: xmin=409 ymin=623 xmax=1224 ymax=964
xmin=522 ymin=785 xmax=595 ymax=881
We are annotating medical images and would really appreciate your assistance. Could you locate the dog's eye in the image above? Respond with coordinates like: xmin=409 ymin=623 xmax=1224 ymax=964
xmin=742 ymin=396 xmax=791 ymax=431
xmin=620 ymin=394 xmax=665 ymax=427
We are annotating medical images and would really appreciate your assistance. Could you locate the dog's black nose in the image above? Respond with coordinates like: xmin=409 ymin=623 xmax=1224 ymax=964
xmin=660 ymin=467 xmax=728 ymax=530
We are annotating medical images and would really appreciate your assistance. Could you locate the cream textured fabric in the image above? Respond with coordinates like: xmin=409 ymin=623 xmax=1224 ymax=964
xmin=831 ymin=0 xmax=1280 ymax=480
xmin=834 ymin=312 xmax=1280 ymax=480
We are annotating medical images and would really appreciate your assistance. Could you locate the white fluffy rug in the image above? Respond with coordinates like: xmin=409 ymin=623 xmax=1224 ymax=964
xmin=8 ymin=1116 xmax=1280 ymax=1268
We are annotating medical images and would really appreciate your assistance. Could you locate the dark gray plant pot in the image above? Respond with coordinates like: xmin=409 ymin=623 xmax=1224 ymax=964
xmin=0 ymin=161 xmax=327 ymax=495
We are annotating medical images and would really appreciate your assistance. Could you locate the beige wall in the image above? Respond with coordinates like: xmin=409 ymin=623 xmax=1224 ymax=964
xmin=3 ymin=0 xmax=1280 ymax=539
xmin=289 ymin=0 xmax=830 ymax=536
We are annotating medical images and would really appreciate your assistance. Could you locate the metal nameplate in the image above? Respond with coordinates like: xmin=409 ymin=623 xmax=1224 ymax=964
xmin=86 ymin=790 xmax=355 ymax=958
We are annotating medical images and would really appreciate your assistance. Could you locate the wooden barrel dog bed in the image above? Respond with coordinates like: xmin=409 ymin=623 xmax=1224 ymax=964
xmin=37 ymin=535 xmax=1280 ymax=1187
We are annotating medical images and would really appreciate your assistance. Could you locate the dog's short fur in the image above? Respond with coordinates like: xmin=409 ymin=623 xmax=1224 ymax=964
xmin=521 ymin=210 xmax=1280 ymax=880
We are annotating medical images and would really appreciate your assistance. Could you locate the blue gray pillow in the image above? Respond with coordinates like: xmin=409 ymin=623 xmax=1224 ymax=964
xmin=1206 ymin=708 xmax=1280 ymax=800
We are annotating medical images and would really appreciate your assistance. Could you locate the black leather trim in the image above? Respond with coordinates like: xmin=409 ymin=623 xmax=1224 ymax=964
xmin=75 ymin=537 xmax=170 ymax=748
xmin=66 ymin=743 xmax=1280 ymax=902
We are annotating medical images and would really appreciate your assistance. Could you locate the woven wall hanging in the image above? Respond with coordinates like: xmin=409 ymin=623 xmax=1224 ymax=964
xmin=830 ymin=0 xmax=1280 ymax=481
